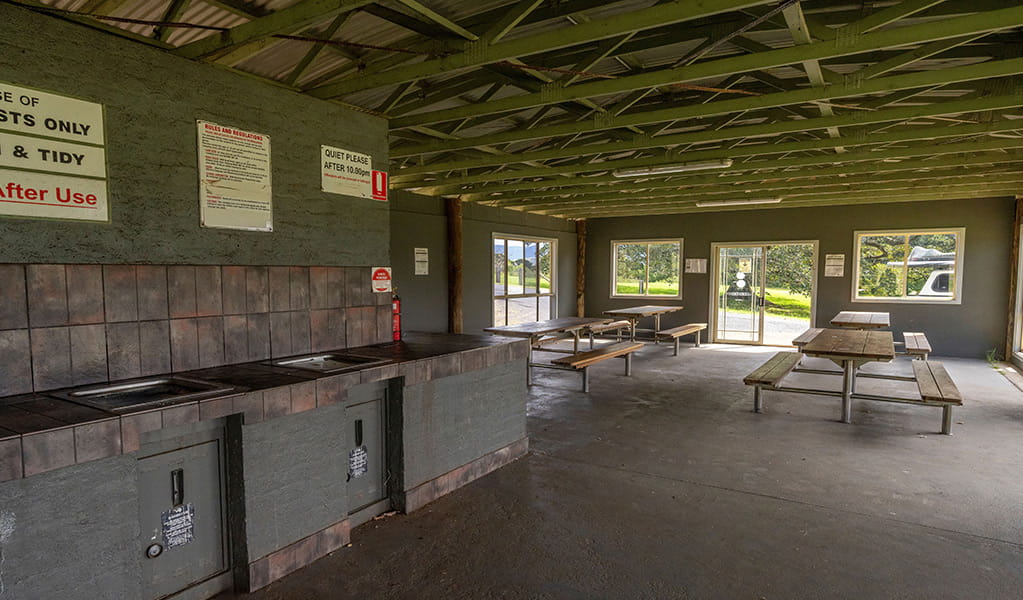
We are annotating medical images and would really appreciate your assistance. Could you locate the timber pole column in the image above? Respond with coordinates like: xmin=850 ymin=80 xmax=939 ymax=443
xmin=446 ymin=197 xmax=463 ymax=334
xmin=576 ymin=219 xmax=586 ymax=317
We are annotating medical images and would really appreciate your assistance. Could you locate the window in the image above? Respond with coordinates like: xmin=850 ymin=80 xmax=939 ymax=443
xmin=493 ymin=235 xmax=555 ymax=326
xmin=611 ymin=239 xmax=683 ymax=298
xmin=853 ymin=228 xmax=964 ymax=303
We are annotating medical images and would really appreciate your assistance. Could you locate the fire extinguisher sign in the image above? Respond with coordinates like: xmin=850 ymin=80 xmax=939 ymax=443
xmin=371 ymin=170 xmax=387 ymax=202
xmin=371 ymin=267 xmax=392 ymax=293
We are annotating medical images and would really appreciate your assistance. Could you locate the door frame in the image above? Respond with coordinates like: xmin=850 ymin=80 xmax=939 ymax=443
xmin=709 ymin=240 xmax=820 ymax=346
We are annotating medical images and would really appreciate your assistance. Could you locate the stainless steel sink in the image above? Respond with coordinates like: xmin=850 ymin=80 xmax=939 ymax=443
xmin=263 ymin=353 xmax=391 ymax=374
xmin=50 ymin=376 xmax=235 ymax=412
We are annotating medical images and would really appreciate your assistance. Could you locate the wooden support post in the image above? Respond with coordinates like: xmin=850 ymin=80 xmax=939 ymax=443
xmin=1006 ymin=196 xmax=1022 ymax=361
xmin=576 ymin=219 xmax=586 ymax=317
xmin=446 ymin=197 xmax=463 ymax=334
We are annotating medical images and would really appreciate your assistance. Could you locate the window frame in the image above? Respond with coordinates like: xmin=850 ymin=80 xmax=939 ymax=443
xmin=851 ymin=227 xmax=965 ymax=305
xmin=609 ymin=238 xmax=684 ymax=299
xmin=491 ymin=233 xmax=557 ymax=327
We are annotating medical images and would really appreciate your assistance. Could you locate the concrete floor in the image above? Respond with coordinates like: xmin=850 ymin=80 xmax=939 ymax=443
xmin=222 ymin=343 xmax=1023 ymax=599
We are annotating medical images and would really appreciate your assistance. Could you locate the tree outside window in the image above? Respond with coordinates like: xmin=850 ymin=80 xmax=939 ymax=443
xmin=612 ymin=240 xmax=682 ymax=298
xmin=854 ymin=228 xmax=964 ymax=303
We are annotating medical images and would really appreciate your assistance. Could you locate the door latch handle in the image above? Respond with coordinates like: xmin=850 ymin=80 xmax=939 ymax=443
xmin=171 ymin=468 xmax=184 ymax=507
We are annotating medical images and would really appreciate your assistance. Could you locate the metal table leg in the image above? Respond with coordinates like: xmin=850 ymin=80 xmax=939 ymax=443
xmin=573 ymin=330 xmax=580 ymax=353
xmin=629 ymin=318 xmax=637 ymax=341
xmin=841 ymin=360 xmax=854 ymax=423
xmin=654 ymin=314 xmax=661 ymax=343
xmin=582 ymin=366 xmax=590 ymax=392
xmin=526 ymin=336 xmax=534 ymax=385
xmin=625 ymin=353 xmax=633 ymax=376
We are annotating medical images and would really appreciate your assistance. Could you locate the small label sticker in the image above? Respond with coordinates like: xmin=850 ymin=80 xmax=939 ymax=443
xmin=349 ymin=446 xmax=368 ymax=478
xmin=161 ymin=503 xmax=194 ymax=549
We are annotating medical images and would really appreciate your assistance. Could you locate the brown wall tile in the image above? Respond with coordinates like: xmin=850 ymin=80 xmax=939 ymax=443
xmin=22 ymin=428 xmax=75 ymax=477
xmin=376 ymin=305 xmax=392 ymax=345
xmin=291 ymin=381 xmax=316 ymax=413
xmin=430 ymin=354 xmax=462 ymax=379
xmin=315 ymin=377 xmax=341 ymax=407
xmin=196 ymin=316 xmax=225 ymax=368
xmin=0 ymin=438 xmax=23 ymax=482
xmin=0 ymin=264 xmax=27 ymax=329
xmin=263 ymin=387 xmax=291 ymax=419
xmin=233 ymin=392 xmax=264 ymax=424
xmin=246 ymin=266 xmax=269 ymax=313
xmin=310 ymin=309 xmax=345 ymax=352
xmin=246 ymin=313 xmax=270 ymax=361
xmin=345 ymin=307 xmax=375 ymax=348
xmin=345 ymin=267 xmax=370 ymax=307
xmin=139 ymin=320 xmax=171 ymax=376
xmin=120 ymin=410 xmax=162 ymax=453
xmin=0 ymin=330 xmax=33 ymax=397
xmin=27 ymin=264 xmax=68 ymax=328
xmin=74 ymin=419 xmax=121 ymax=462
xmin=289 ymin=267 xmax=309 ymax=310
xmin=199 ymin=397 xmax=235 ymax=421
xmin=31 ymin=327 xmax=72 ymax=391
xmin=268 ymin=267 xmax=291 ymax=312
xmin=223 ymin=315 xmax=248 ymax=364
xmin=269 ymin=312 xmax=293 ymax=358
xmin=162 ymin=403 xmax=199 ymax=428
xmin=69 ymin=324 xmax=108 ymax=385
xmin=169 ymin=318 xmax=199 ymax=372
xmin=136 ymin=265 xmax=169 ymax=320
xmin=309 ymin=267 xmax=342 ymax=309
xmin=167 ymin=266 xmax=198 ymax=318
xmin=103 ymin=265 xmax=138 ymax=322
xmin=195 ymin=266 xmax=223 ymax=316
xmin=290 ymin=311 xmax=311 ymax=355
xmin=106 ymin=322 xmax=141 ymax=380
xmin=66 ymin=265 xmax=104 ymax=324
xmin=460 ymin=347 xmax=487 ymax=374
xmin=222 ymin=266 xmax=246 ymax=315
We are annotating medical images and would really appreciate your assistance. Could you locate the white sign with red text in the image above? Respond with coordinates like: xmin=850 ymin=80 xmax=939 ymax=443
xmin=0 ymin=82 xmax=108 ymax=222
xmin=198 ymin=120 xmax=272 ymax=232
xmin=321 ymin=145 xmax=372 ymax=198
xmin=371 ymin=267 xmax=392 ymax=293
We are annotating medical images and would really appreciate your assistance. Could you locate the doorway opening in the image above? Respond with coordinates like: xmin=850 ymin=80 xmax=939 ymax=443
xmin=711 ymin=242 xmax=817 ymax=346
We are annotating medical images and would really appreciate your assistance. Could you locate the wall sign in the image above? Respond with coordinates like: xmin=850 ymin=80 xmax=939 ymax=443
xmin=321 ymin=145 xmax=372 ymax=198
xmin=371 ymin=170 xmax=388 ymax=202
xmin=685 ymin=258 xmax=707 ymax=274
xmin=161 ymin=503 xmax=195 ymax=549
xmin=349 ymin=446 xmax=368 ymax=479
xmin=825 ymin=253 xmax=845 ymax=277
xmin=414 ymin=247 xmax=429 ymax=275
xmin=371 ymin=267 xmax=392 ymax=293
xmin=197 ymin=120 xmax=272 ymax=232
xmin=0 ymin=82 xmax=108 ymax=222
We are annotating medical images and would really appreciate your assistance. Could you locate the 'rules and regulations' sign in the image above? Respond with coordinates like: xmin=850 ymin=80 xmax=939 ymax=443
xmin=0 ymin=82 xmax=108 ymax=222
xmin=371 ymin=267 xmax=392 ymax=293
xmin=321 ymin=145 xmax=372 ymax=198
xmin=197 ymin=120 xmax=272 ymax=232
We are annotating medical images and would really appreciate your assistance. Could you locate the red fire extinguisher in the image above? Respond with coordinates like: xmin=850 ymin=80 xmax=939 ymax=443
xmin=392 ymin=290 xmax=402 ymax=341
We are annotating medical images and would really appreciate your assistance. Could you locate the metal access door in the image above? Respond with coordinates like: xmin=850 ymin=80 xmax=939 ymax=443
xmin=714 ymin=245 xmax=766 ymax=344
xmin=139 ymin=427 xmax=228 ymax=600
xmin=345 ymin=383 xmax=388 ymax=525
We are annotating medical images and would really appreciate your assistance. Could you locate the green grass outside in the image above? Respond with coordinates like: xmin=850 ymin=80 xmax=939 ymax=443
xmin=503 ymin=272 xmax=551 ymax=290
xmin=615 ymin=281 xmax=679 ymax=296
xmin=763 ymin=287 xmax=811 ymax=320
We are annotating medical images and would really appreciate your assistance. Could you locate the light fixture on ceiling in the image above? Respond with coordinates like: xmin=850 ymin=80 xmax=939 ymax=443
xmin=612 ymin=158 xmax=733 ymax=178
xmin=695 ymin=198 xmax=782 ymax=208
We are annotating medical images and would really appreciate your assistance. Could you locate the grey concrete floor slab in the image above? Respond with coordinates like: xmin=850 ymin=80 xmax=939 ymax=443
xmin=221 ymin=343 xmax=1023 ymax=599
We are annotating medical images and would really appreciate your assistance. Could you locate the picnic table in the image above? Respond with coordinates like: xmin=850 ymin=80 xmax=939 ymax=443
xmin=799 ymin=329 xmax=896 ymax=423
xmin=830 ymin=311 xmax=890 ymax=329
xmin=602 ymin=305 xmax=684 ymax=341
xmin=484 ymin=317 xmax=611 ymax=384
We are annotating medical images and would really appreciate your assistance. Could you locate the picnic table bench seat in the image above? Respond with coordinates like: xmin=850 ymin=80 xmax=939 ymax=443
xmin=655 ymin=323 xmax=707 ymax=355
xmin=551 ymin=341 xmax=643 ymax=392
xmin=792 ymin=328 xmax=823 ymax=347
xmin=743 ymin=352 xmax=801 ymax=412
xmin=913 ymin=360 xmax=962 ymax=433
xmin=903 ymin=332 xmax=932 ymax=360
xmin=583 ymin=320 xmax=631 ymax=347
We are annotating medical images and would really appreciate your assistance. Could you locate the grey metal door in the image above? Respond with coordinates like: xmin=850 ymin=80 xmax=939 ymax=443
xmin=139 ymin=428 xmax=228 ymax=600
xmin=345 ymin=387 xmax=386 ymax=514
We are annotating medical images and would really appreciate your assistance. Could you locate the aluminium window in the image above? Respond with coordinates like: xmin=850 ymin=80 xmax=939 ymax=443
xmin=611 ymin=239 xmax=683 ymax=298
xmin=493 ymin=235 xmax=556 ymax=326
xmin=852 ymin=228 xmax=965 ymax=303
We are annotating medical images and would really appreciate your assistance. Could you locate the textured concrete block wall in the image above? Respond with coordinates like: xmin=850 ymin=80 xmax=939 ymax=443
xmin=0 ymin=456 xmax=140 ymax=600
xmin=402 ymin=360 xmax=528 ymax=488
xmin=242 ymin=402 xmax=348 ymax=561
xmin=0 ymin=3 xmax=389 ymax=266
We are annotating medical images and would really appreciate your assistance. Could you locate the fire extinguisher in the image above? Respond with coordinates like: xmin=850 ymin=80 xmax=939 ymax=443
xmin=392 ymin=290 xmax=402 ymax=341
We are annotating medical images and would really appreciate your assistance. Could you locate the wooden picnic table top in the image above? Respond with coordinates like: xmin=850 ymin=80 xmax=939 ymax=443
xmin=603 ymin=305 xmax=684 ymax=318
xmin=483 ymin=317 xmax=611 ymax=338
xmin=830 ymin=311 xmax=890 ymax=329
xmin=801 ymin=328 xmax=895 ymax=361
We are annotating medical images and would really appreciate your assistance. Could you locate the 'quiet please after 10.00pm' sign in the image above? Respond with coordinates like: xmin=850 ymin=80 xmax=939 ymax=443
xmin=0 ymin=82 xmax=108 ymax=222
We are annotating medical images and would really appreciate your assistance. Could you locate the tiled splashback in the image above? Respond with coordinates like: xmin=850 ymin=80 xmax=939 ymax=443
xmin=0 ymin=264 xmax=392 ymax=397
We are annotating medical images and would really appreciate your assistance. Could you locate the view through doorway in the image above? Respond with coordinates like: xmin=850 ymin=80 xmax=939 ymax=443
xmin=712 ymin=242 xmax=817 ymax=346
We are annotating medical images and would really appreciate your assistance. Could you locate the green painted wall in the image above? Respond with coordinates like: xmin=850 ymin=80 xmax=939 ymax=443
xmin=586 ymin=197 xmax=1015 ymax=358
xmin=0 ymin=3 xmax=389 ymax=266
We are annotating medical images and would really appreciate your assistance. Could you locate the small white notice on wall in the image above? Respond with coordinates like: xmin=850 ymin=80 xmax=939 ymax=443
xmin=685 ymin=258 xmax=707 ymax=274
xmin=0 ymin=82 xmax=109 ymax=222
xmin=197 ymin=120 xmax=272 ymax=231
xmin=414 ymin=247 xmax=429 ymax=275
xmin=371 ymin=267 xmax=392 ymax=293
xmin=321 ymin=145 xmax=372 ymax=198
xmin=825 ymin=254 xmax=845 ymax=277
